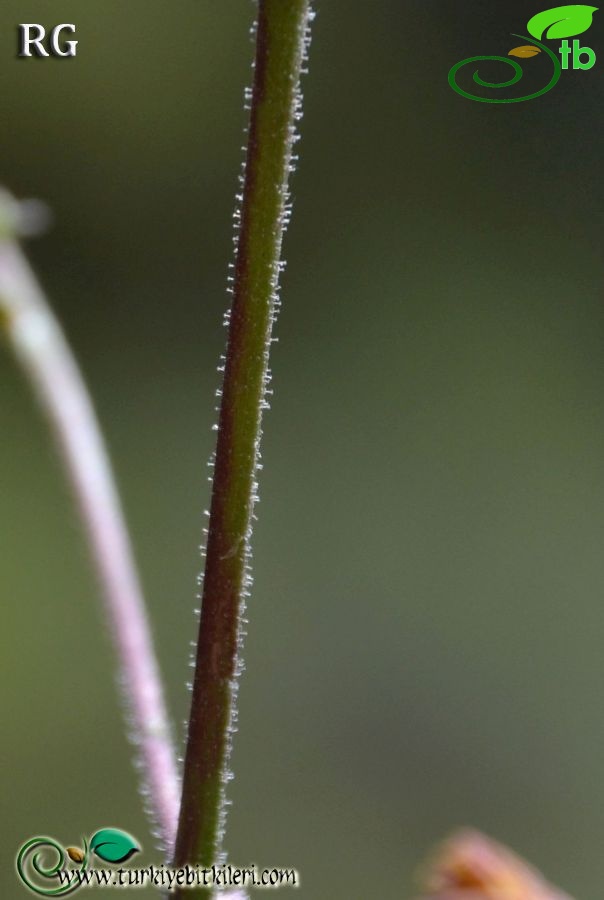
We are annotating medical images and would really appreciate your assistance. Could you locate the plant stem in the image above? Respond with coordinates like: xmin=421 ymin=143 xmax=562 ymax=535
xmin=173 ymin=0 xmax=313 ymax=882
xmin=0 ymin=198 xmax=180 ymax=852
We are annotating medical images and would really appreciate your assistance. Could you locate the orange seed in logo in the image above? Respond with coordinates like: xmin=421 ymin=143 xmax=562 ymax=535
xmin=508 ymin=45 xmax=542 ymax=57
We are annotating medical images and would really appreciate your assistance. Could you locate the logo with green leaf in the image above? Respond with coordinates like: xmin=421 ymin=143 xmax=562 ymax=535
xmin=449 ymin=4 xmax=598 ymax=102
xmin=16 ymin=828 xmax=140 ymax=896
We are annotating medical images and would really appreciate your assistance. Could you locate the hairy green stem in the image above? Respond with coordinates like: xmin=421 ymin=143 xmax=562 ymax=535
xmin=173 ymin=0 xmax=313 ymax=885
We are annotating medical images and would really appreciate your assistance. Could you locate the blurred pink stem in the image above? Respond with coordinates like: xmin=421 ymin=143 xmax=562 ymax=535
xmin=0 ymin=222 xmax=180 ymax=852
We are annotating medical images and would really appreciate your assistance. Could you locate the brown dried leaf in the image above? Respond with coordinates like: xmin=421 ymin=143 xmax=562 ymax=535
xmin=508 ymin=45 xmax=542 ymax=58
xmin=415 ymin=830 xmax=573 ymax=900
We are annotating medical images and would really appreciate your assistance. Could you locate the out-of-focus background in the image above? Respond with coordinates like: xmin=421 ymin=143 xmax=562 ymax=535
xmin=2 ymin=1 xmax=604 ymax=896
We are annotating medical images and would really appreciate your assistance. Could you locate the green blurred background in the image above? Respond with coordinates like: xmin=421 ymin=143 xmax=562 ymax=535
xmin=2 ymin=1 xmax=604 ymax=896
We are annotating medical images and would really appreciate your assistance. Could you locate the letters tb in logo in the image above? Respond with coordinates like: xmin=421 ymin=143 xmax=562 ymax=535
xmin=558 ymin=38 xmax=597 ymax=68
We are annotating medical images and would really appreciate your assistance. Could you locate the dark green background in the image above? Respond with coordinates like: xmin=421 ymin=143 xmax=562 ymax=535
xmin=2 ymin=2 xmax=603 ymax=897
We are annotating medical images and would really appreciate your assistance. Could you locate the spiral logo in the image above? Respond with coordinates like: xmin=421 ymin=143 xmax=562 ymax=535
xmin=448 ymin=34 xmax=561 ymax=102
xmin=16 ymin=837 xmax=89 ymax=896
xmin=15 ymin=828 xmax=139 ymax=896
xmin=448 ymin=5 xmax=598 ymax=103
